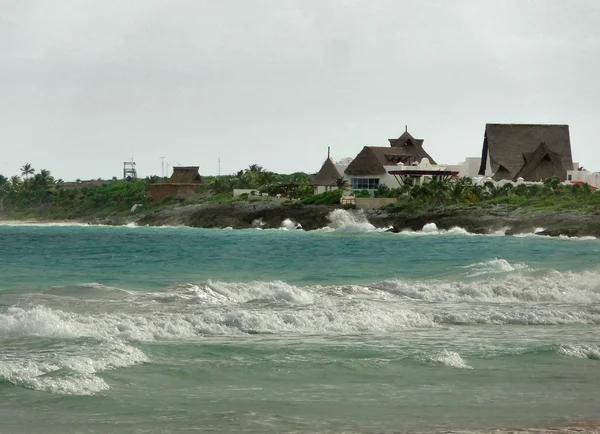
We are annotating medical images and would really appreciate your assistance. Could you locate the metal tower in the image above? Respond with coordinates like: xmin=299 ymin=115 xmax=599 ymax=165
xmin=123 ymin=160 xmax=137 ymax=180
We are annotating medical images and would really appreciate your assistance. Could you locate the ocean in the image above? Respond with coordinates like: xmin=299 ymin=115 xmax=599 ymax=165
xmin=1 ymin=210 xmax=599 ymax=433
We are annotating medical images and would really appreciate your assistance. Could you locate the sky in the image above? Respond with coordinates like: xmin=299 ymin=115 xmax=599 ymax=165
xmin=1 ymin=0 xmax=599 ymax=180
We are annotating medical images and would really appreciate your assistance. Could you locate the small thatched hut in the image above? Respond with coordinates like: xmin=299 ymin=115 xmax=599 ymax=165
xmin=148 ymin=166 xmax=203 ymax=201
xmin=168 ymin=167 xmax=203 ymax=184
xmin=311 ymin=158 xmax=342 ymax=193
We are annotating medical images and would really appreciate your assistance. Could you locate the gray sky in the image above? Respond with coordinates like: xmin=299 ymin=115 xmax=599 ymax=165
xmin=1 ymin=0 xmax=599 ymax=180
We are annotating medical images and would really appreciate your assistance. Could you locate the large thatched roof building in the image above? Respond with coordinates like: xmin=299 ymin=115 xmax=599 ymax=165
xmin=478 ymin=124 xmax=574 ymax=181
xmin=340 ymin=128 xmax=439 ymax=191
xmin=345 ymin=129 xmax=436 ymax=177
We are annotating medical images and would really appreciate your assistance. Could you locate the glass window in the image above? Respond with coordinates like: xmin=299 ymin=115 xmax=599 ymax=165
xmin=351 ymin=178 xmax=380 ymax=190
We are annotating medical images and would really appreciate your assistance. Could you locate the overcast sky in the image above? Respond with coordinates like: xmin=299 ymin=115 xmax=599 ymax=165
xmin=1 ymin=0 xmax=599 ymax=180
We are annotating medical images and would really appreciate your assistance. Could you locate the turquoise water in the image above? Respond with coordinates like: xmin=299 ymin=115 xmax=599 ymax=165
xmin=1 ymin=214 xmax=600 ymax=433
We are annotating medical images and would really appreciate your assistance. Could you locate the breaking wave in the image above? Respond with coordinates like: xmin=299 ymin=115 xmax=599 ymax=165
xmin=3 ymin=258 xmax=600 ymax=395
xmin=421 ymin=350 xmax=472 ymax=369
xmin=322 ymin=209 xmax=391 ymax=232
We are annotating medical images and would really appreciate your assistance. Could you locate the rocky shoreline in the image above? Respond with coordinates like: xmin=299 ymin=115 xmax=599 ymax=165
xmin=73 ymin=202 xmax=600 ymax=238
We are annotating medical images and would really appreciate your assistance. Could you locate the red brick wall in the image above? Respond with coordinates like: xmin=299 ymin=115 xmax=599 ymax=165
xmin=147 ymin=184 xmax=200 ymax=201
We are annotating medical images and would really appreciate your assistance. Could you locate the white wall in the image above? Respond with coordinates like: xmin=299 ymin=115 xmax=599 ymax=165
xmin=451 ymin=157 xmax=482 ymax=178
xmin=567 ymin=170 xmax=600 ymax=188
xmin=484 ymin=150 xmax=493 ymax=177
xmin=314 ymin=185 xmax=339 ymax=194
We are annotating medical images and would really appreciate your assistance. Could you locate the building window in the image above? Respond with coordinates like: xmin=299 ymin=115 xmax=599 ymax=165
xmin=567 ymin=174 xmax=572 ymax=181
xmin=351 ymin=178 xmax=380 ymax=190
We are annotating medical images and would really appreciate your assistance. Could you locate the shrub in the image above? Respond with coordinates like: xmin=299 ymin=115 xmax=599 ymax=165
xmin=301 ymin=189 xmax=343 ymax=205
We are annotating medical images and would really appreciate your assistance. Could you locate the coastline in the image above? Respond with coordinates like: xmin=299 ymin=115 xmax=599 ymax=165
xmin=2 ymin=202 xmax=600 ymax=238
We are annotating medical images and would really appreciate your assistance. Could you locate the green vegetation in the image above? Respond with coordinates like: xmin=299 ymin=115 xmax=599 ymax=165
xmin=0 ymin=163 xmax=319 ymax=220
xmin=2 ymin=161 xmax=598 ymax=222
xmin=0 ymin=165 xmax=152 ymax=219
xmin=204 ymin=165 xmax=314 ymax=199
xmin=382 ymin=177 xmax=600 ymax=213
xmin=301 ymin=189 xmax=343 ymax=205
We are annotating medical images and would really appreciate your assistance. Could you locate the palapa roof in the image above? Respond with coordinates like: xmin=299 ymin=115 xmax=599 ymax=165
xmin=513 ymin=142 xmax=567 ymax=181
xmin=311 ymin=158 xmax=342 ymax=186
xmin=169 ymin=166 xmax=203 ymax=183
xmin=388 ymin=131 xmax=436 ymax=164
xmin=479 ymin=124 xmax=573 ymax=181
xmin=345 ymin=147 xmax=414 ymax=176
xmin=345 ymin=129 xmax=436 ymax=176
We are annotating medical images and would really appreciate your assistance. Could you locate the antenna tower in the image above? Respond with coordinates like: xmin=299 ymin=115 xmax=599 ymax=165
xmin=123 ymin=157 xmax=137 ymax=180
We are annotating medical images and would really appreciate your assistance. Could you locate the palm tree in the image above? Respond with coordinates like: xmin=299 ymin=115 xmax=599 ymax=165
xmin=335 ymin=176 xmax=349 ymax=190
xmin=21 ymin=163 xmax=34 ymax=179
xmin=39 ymin=169 xmax=53 ymax=184
xmin=10 ymin=176 xmax=21 ymax=188
xmin=248 ymin=164 xmax=264 ymax=173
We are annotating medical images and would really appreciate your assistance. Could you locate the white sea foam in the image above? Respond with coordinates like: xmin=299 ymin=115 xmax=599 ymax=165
xmin=379 ymin=268 xmax=600 ymax=303
xmin=0 ymin=359 xmax=110 ymax=395
xmin=0 ymin=339 xmax=146 ymax=395
xmin=280 ymin=218 xmax=301 ymax=231
xmin=463 ymin=258 xmax=528 ymax=277
xmin=3 ymin=267 xmax=600 ymax=345
xmin=400 ymin=224 xmax=480 ymax=237
xmin=422 ymin=222 xmax=439 ymax=233
xmin=324 ymin=209 xmax=391 ymax=232
xmin=422 ymin=350 xmax=472 ymax=369
xmin=157 ymin=280 xmax=315 ymax=305
xmin=558 ymin=344 xmax=600 ymax=360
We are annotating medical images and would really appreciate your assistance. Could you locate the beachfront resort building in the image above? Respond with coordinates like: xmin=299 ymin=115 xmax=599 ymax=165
xmin=147 ymin=166 xmax=203 ymax=201
xmin=478 ymin=124 xmax=574 ymax=182
xmin=342 ymin=129 xmax=457 ymax=190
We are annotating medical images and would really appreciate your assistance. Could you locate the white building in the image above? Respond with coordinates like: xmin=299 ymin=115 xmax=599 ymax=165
xmin=567 ymin=164 xmax=600 ymax=189
xmin=343 ymin=129 xmax=440 ymax=191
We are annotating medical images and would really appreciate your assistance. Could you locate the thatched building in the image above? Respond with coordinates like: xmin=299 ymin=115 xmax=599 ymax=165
xmin=478 ymin=124 xmax=574 ymax=181
xmin=344 ymin=128 xmax=438 ymax=190
xmin=148 ymin=166 xmax=204 ymax=201
xmin=311 ymin=158 xmax=342 ymax=193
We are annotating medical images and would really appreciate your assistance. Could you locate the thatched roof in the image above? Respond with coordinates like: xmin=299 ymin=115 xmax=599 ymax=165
xmin=311 ymin=158 xmax=342 ymax=186
xmin=388 ymin=131 xmax=437 ymax=164
xmin=479 ymin=124 xmax=573 ymax=181
xmin=169 ymin=166 xmax=203 ymax=183
xmin=514 ymin=142 xmax=567 ymax=181
xmin=345 ymin=147 xmax=413 ymax=176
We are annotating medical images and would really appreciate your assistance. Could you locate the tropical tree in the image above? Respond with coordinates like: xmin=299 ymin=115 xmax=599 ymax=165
xmin=36 ymin=169 xmax=54 ymax=185
xmin=247 ymin=164 xmax=264 ymax=173
xmin=210 ymin=177 xmax=231 ymax=194
xmin=10 ymin=176 xmax=21 ymax=188
xmin=335 ymin=176 xmax=349 ymax=190
xmin=21 ymin=163 xmax=34 ymax=179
